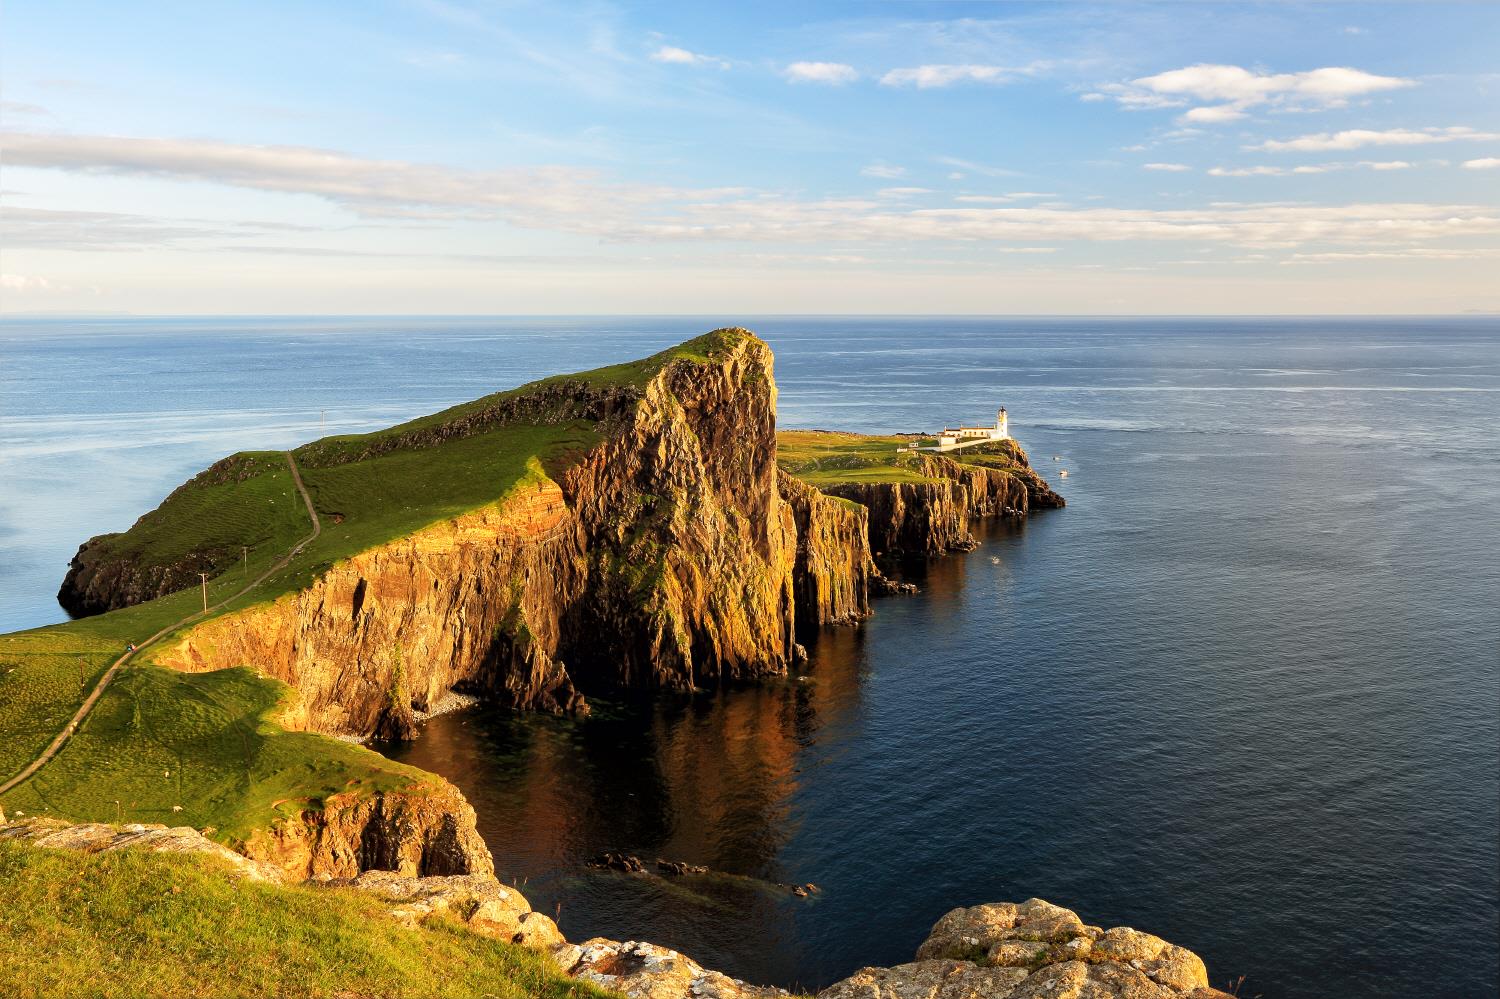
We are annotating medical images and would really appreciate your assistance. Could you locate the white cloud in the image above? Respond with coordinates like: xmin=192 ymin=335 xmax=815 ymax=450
xmin=1207 ymin=160 xmax=1412 ymax=177
xmin=1144 ymin=162 xmax=1192 ymax=172
xmin=11 ymin=130 xmax=1498 ymax=253
xmin=877 ymin=187 xmax=932 ymax=199
xmin=649 ymin=45 xmax=726 ymax=69
xmin=1209 ymin=165 xmax=1325 ymax=177
xmin=783 ymin=62 xmax=857 ymax=85
xmin=1254 ymin=126 xmax=1500 ymax=152
xmin=861 ymin=163 xmax=906 ymax=179
xmin=1463 ymin=157 xmax=1500 ymax=170
xmin=1180 ymin=105 xmax=1247 ymax=124
xmin=1097 ymin=63 xmax=1414 ymax=125
xmin=881 ymin=65 xmax=1011 ymax=89
xmin=1286 ymin=247 xmax=1498 ymax=262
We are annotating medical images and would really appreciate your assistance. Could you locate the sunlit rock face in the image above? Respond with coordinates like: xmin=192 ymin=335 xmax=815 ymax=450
xmin=152 ymin=332 xmax=804 ymax=738
xmin=822 ymin=898 xmax=1232 ymax=999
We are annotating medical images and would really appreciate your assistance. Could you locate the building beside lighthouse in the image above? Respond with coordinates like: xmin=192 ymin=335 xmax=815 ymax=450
xmin=935 ymin=407 xmax=1009 ymax=450
xmin=901 ymin=407 xmax=1011 ymax=453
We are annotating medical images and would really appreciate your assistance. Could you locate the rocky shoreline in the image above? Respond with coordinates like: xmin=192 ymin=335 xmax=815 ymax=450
xmin=1 ymin=815 xmax=1235 ymax=999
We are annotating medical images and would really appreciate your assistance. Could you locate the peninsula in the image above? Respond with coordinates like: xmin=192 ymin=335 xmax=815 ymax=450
xmin=0 ymin=330 xmax=1249 ymax=999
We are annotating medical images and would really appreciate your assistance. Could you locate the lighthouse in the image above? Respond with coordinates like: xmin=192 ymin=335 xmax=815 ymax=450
xmin=996 ymin=406 xmax=1009 ymax=440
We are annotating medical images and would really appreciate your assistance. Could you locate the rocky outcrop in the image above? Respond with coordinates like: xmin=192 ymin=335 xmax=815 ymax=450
xmin=779 ymin=470 xmax=877 ymax=628
xmin=824 ymin=445 xmax=1060 ymax=564
xmin=1 ymin=814 xmax=554 ymax=945
xmin=57 ymin=452 xmax=289 ymax=617
xmin=553 ymin=938 xmax=790 ymax=999
xmin=239 ymin=784 xmax=495 ymax=881
xmin=0 ymin=816 xmax=283 ymax=882
xmin=344 ymin=868 xmax=565 ymax=948
xmin=57 ymin=537 xmax=217 ymax=618
xmin=823 ymin=898 xmax=1233 ymax=999
xmin=152 ymin=330 xmax=798 ymax=738
xmin=540 ymin=897 xmax=1232 ymax=999
xmin=824 ymin=477 xmax=976 ymax=560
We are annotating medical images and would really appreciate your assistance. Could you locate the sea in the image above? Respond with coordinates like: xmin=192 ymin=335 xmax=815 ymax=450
xmin=1 ymin=316 xmax=1497 ymax=997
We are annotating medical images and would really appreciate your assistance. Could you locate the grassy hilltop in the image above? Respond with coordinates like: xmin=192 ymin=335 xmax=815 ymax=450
xmin=0 ymin=331 xmax=748 ymax=840
xmin=0 ymin=327 xmax=1040 ymax=847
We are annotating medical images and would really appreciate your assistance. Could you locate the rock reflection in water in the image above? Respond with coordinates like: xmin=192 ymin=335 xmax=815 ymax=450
xmin=381 ymin=530 xmax=1002 ymax=991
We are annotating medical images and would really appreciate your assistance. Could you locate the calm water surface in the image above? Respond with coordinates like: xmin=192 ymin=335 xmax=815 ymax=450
xmin=2 ymin=317 xmax=1497 ymax=997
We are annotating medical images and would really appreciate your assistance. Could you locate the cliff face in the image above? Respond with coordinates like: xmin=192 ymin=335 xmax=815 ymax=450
xmin=240 ymin=784 xmax=495 ymax=881
xmin=58 ymin=538 xmax=214 ymax=618
xmin=778 ymin=470 xmax=876 ymax=629
xmin=155 ymin=333 xmax=798 ymax=738
xmin=65 ymin=331 xmax=1062 ymax=743
xmin=823 ymin=446 xmax=1058 ymax=563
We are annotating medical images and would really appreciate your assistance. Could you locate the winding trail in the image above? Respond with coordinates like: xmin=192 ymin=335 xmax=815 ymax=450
xmin=0 ymin=452 xmax=321 ymax=796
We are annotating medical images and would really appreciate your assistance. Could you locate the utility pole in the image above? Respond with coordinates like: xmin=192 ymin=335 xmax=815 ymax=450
xmin=199 ymin=572 xmax=210 ymax=612
xmin=242 ymin=546 xmax=249 ymax=577
xmin=321 ymin=409 xmax=326 ymax=432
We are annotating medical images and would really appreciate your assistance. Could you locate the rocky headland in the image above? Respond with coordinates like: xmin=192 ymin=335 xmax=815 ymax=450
xmin=58 ymin=329 xmax=1062 ymax=748
xmin=21 ymin=330 xmax=1111 ymax=994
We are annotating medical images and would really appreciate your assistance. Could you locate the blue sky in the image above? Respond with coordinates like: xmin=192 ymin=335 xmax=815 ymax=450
xmin=3 ymin=0 xmax=1498 ymax=313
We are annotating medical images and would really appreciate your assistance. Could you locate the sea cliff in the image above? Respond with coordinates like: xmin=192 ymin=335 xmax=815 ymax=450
xmin=59 ymin=330 xmax=1062 ymax=747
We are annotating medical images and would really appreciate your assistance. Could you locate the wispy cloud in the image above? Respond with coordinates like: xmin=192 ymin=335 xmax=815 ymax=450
xmin=1091 ymin=63 xmax=1414 ymax=125
xmin=1253 ymin=126 xmax=1500 ymax=152
xmin=861 ymin=163 xmax=907 ymax=179
xmin=649 ymin=45 xmax=727 ymax=69
xmin=1208 ymin=160 xmax=1415 ymax=177
xmin=935 ymin=156 xmax=1017 ymax=178
xmin=1462 ymin=157 xmax=1500 ymax=170
xmin=10 ymin=130 xmax=1498 ymax=253
xmin=783 ymin=61 xmax=857 ymax=85
xmin=881 ymin=64 xmax=1019 ymax=89
xmin=1143 ymin=162 xmax=1191 ymax=172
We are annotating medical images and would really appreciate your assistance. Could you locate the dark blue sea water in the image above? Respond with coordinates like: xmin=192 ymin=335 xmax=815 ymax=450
xmin=2 ymin=317 xmax=1497 ymax=997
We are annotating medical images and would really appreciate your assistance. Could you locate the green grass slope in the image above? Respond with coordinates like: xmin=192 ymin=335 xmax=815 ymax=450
xmin=1 ymin=329 xmax=753 ymax=837
xmin=776 ymin=430 xmax=941 ymax=486
xmin=0 ymin=665 xmax=438 ymax=843
xmin=0 ymin=839 xmax=612 ymax=999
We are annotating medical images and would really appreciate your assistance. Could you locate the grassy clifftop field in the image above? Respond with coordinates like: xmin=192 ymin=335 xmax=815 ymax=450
xmin=1 ymin=331 xmax=751 ymax=841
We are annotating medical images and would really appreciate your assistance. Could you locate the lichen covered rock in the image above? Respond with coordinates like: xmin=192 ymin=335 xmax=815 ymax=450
xmin=0 ymin=816 xmax=283 ymax=882
xmin=834 ymin=898 xmax=1230 ymax=999
xmin=341 ymin=868 xmax=564 ymax=948
xmin=553 ymin=938 xmax=789 ymax=999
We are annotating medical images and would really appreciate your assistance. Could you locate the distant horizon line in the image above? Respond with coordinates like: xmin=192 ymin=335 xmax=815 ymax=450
xmin=3 ymin=311 xmax=1497 ymax=320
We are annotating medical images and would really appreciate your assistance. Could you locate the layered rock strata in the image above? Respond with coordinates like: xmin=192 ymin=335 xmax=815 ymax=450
xmin=153 ymin=333 xmax=801 ymax=738
xmin=58 ymin=331 xmax=1062 ymax=745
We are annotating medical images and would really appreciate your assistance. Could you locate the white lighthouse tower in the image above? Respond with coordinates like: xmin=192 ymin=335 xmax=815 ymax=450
xmin=996 ymin=406 xmax=1009 ymax=440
